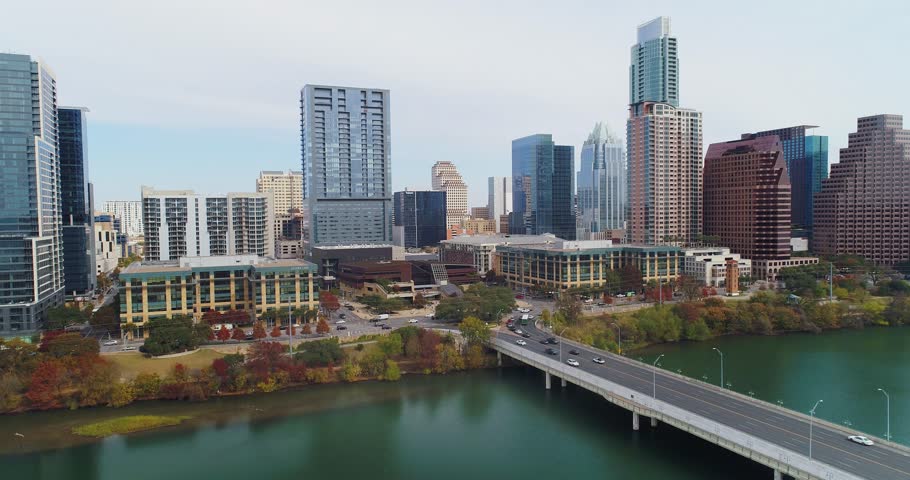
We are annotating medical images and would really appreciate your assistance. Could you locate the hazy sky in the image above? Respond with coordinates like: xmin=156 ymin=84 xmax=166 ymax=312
xmin=4 ymin=0 xmax=909 ymax=207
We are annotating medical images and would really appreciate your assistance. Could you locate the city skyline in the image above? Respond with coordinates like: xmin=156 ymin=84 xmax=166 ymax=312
xmin=6 ymin=1 xmax=909 ymax=208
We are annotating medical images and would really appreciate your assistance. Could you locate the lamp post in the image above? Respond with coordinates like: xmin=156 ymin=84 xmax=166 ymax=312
xmin=558 ymin=326 xmax=569 ymax=363
xmin=809 ymin=399 xmax=823 ymax=459
xmin=611 ymin=322 xmax=622 ymax=355
xmin=712 ymin=347 xmax=724 ymax=389
xmin=652 ymin=354 xmax=665 ymax=398
xmin=878 ymin=388 xmax=891 ymax=441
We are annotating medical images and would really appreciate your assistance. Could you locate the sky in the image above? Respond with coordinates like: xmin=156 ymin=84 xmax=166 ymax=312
xmin=3 ymin=0 xmax=909 ymax=208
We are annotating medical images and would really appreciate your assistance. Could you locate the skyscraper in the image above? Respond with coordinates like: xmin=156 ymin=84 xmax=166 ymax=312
xmin=626 ymin=17 xmax=703 ymax=245
xmin=487 ymin=176 xmax=512 ymax=233
xmin=0 ymin=54 xmax=64 ymax=336
xmin=703 ymin=136 xmax=791 ymax=261
xmin=813 ymin=115 xmax=910 ymax=265
xmin=511 ymin=134 xmax=575 ymax=240
xmin=256 ymin=170 xmax=304 ymax=214
xmin=392 ymin=190 xmax=447 ymax=248
xmin=103 ymin=200 xmax=143 ymax=236
xmin=431 ymin=161 xmax=468 ymax=229
xmin=577 ymin=122 xmax=626 ymax=236
xmin=742 ymin=126 xmax=828 ymax=235
xmin=58 ymin=107 xmax=96 ymax=297
xmin=300 ymin=85 xmax=392 ymax=246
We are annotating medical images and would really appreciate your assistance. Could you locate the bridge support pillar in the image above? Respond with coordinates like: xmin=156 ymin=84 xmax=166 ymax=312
xmin=650 ymin=417 xmax=658 ymax=428
xmin=545 ymin=372 xmax=551 ymax=390
xmin=632 ymin=412 xmax=640 ymax=431
xmin=497 ymin=351 xmax=502 ymax=367
xmin=560 ymin=377 xmax=567 ymax=388
xmin=772 ymin=469 xmax=782 ymax=480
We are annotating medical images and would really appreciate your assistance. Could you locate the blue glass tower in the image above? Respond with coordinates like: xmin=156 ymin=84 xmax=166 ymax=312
xmin=58 ymin=107 xmax=96 ymax=297
xmin=578 ymin=123 xmax=626 ymax=235
xmin=630 ymin=16 xmax=678 ymax=107
xmin=393 ymin=190 xmax=446 ymax=248
xmin=511 ymin=134 xmax=575 ymax=240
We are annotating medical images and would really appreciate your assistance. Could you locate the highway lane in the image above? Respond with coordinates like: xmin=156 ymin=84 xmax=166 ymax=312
xmin=498 ymin=324 xmax=910 ymax=480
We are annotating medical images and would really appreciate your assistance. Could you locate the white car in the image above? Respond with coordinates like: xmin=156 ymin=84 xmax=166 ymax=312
xmin=335 ymin=319 xmax=346 ymax=324
xmin=121 ymin=346 xmax=137 ymax=351
xmin=592 ymin=357 xmax=605 ymax=364
xmin=102 ymin=339 xmax=118 ymax=346
xmin=408 ymin=319 xmax=419 ymax=323
xmin=424 ymin=313 xmax=434 ymax=318
xmin=566 ymin=358 xmax=580 ymax=367
xmin=517 ymin=308 xmax=530 ymax=313
xmin=515 ymin=339 xmax=527 ymax=346
xmin=847 ymin=435 xmax=874 ymax=446
xmin=515 ymin=329 xmax=523 ymax=335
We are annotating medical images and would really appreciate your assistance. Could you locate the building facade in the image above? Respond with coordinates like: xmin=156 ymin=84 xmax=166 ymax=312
xmin=511 ymin=134 xmax=575 ymax=240
xmin=487 ymin=176 xmax=512 ymax=233
xmin=578 ymin=122 xmax=626 ymax=238
xmin=680 ymin=247 xmax=751 ymax=288
xmin=301 ymin=85 xmax=392 ymax=246
xmin=0 ymin=54 xmax=65 ymax=337
xmin=431 ymin=161 xmax=469 ymax=229
xmin=256 ymin=170 xmax=304 ymax=215
xmin=742 ymin=126 xmax=828 ymax=235
xmin=142 ymin=187 xmax=274 ymax=261
xmin=103 ymin=200 xmax=143 ymax=236
xmin=94 ymin=214 xmax=122 ymax=275
xmin=626 ymin=18 xmax=703 ymax=246
xmin=58 ymin=107 xmax=96 ymax=297
xmin=439 ymin=234 xmax=562 ymax=274
xmin=118 ymin=255 xmax=318 ymax=339
xmin=392 ymin=190 xmax=447 ymax=248
xmin=813 ymin=114 xmax=910 ymax=265
xmin=703 ymin=136 xmax=791 ymax=261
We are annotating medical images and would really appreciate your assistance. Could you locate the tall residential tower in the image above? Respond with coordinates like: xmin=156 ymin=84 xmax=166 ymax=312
xmin=58 ymin=107 xmax=96 ymax=297
xmin=487 ymin=176 xmax=512 ymax=233
xmin=511 ymin=134 xmax=575 ymax=240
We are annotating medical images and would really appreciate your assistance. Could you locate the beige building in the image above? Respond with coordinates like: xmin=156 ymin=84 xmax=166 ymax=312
xmin=462 ymin=218 xmax=497 ymax=234
xmin=431 ymin=161 xmax=469 ymax=229
xmin=256 ymin=170 xmax=304 ymax=214
xmin=94 ymin=215 xmax=122 ymax=274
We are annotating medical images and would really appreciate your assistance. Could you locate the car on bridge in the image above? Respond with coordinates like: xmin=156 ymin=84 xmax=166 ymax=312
xmin=545 ymin=337 xmax=558 ymax=345
xmin=592 ymin=357 xmax=605 ymax=364
xmin=569 ymin=349 xmax=579 ymax=355
xmin=545 ymin=348 xmax=558 ymax=355
xmin=102 ymin=339 xmax=118 ymax=346
xmin=566 ymin=358 xmax=580 ymax=367
xmin=515 ymin=339 xmax=527 ymax=346
xmin=848 ymin=435 xmax=874 ymax=446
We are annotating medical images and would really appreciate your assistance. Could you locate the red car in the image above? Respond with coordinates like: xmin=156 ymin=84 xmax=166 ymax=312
xmin=515 ymin=294 xmax=524 ymax=299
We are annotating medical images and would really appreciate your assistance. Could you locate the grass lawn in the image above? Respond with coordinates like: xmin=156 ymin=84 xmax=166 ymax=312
xmin=108 ymin=349 xmax=225 ymax=378
xmin=72 ymin=415 xmax=191 ymax=437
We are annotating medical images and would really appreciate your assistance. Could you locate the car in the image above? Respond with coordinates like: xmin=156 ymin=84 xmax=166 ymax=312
xmin=425 ymin=313 xmax=434 ymax=318
xmin=339 ymin=313 xmax=347 ymax=319
xmin=592 ymin=357 xmax=605 ymax=364
xmin=102 ymin=339 xmax=118 ymax=346
xmin=515 ymin=294 xmax=524 ymax=299
xmin=616 ymin=293 xmax=626 ymax=298
xmin=335 ymin=319 xmax=346 ymax=324
xmin=569 ymin=349 xmax=580 ymax=355
xmin=336 ymin=325 xmax=348 ymax=330
xmin=566 ymin=358 xmax=580 ymax=367
xmin=121 ymin=346 xmax=137 ymax=351
xmin=545 ymin=348 xmax=558 ymax=355
xmin=521 ymin=332 xmax=531 ymax=338
xmin=507 ymin=325 xmax=517 ymax=331
xmin=515 ymin=329 xmax=523 ymax=335
xmin=375 ymin=323 xmax=386 ymax=328
xmin=515 ymin=339 xmax=527 ymax=346
xmin=526 ymin=315 xmax=535 ymax=320
xmin=546 ymin=337 xmax=559 ymax=345
xmin=848 ymin=435 xmax=874 ymax=446
xmin=279 ymin=325 xmax=288 ymax=331
xmin=245 ymin=333 xmax=254 ymax=340
xmin=517 ymin=308 xmax=531 ymax=313
xmin=408 ymin=319 xmax=419 ymax=323
xmin=382 ymin=325 xmax=392 ymax=330
xmin=345 ymin=305 xmax=355 ymax=311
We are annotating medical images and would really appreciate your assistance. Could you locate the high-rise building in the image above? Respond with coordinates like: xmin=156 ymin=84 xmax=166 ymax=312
xmin=626 ymin=17 xmax=703 ymax=245
xmin=256 ymin=170 xmax=304 ymax=214
xmin=742 ymin=126 xmax=828 ymax=234
xmin=511 ymin=134 xmax=575 ymax=240
xmin=0 ymin=54 xmax=64 ymax=336
xmin=94 ymin=214 xmax=121 ymax=275
xmin=103 ymin=200 xmax=143 ymax=236
xmin=58 ymin=107 xmax=96 ymax=297
xmin=577 ymin=122 xmax=626 ymax=237
xmin=471 ymin=207 xmax=490 ymax=219
xmin=392 ymin=190 xmax=447 ymax=248
xmin=703 ymin=136 xmax=791 ymax=261
xmin=487 ymin=176 xmax=512 ymax=233
xmin=142 ymin=187 xmax=274 ymax=260
xmin=300 ymin=85 xmax=392 ymax=246
xmin=431 ymin=161 xmax=469 ymax=229
xmin=813 ymin=114 xmax=910 ymax=265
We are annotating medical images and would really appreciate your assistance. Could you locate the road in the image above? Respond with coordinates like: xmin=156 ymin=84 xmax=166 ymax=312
xmin=497 ymin=323 xmax=910 ymax=480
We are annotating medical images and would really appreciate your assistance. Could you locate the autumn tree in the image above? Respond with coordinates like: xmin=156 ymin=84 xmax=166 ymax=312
xmin=231 ymin=326 xmax=246 ymax=341
xmin=458 ymin=316 xmax=490 ymax=346
xmin=302 ymin=323 xmax=313 ymax=335
xmin=319 ymin=291 xmax=341 ymax=316
xmin=40 ymin=332 xmax=100 ymax=358
xmin=252 ymin=321 xmax=267 ymax=339
xmin=202 ymin=309 xmax=223 ymax=325
xmin=678 ymin=274 xmax=703 ymax=301
xmin=25 ymin=360 xmax=65 ymax=409
xmin=316 ymin=318 xmax=330 ymax=334
xmin=270 ymin=325 xmax=282 ymax=338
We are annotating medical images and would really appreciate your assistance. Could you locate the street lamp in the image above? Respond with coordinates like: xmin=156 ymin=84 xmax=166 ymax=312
xmin=712 ymin=347 xmax=724 ymax=389
xmin=558 ymin=326 xmax=569 ymax=363
xmin=878 ymin=388 xmax=891 ymax=441
xmin=611 ymin=322 xmax=622 ymax=355
xmin=652 ymin=354 xmax=665 ymax=399
xmin=809 ymin=399 xmax=823 ymax=459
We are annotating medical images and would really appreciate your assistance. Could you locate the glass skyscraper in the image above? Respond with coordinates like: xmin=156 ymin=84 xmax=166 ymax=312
xmin=511 ymin=134 xmax=575 ymax=240
xmin=300 ymin=85 xmax=392 ymax=246
xmin=58 ymin=107 xmax=96 ymax=297
xmin=393 ymin=190 xmax=446 ymax=248
xmin=742 ymin=126 xmax=828 ymax=234
xmin=630 ymin=16 xmax=678 ymax=107
xmin=0 ymin=53 xmax=65 ymax=337
xmin=577 ymin=122 xmax=626 ymax=236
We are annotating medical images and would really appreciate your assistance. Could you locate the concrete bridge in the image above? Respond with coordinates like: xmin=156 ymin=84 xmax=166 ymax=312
xmin=490 ymin=327 xmax=910 ymax=480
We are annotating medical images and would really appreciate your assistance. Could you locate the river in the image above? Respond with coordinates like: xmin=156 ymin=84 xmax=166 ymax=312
xmin=1 ymin=327 xmax=906 ymax=479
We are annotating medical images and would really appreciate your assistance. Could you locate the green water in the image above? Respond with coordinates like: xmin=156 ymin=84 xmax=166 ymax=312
xmin=636 ymin=326 xmax=910 ymax=445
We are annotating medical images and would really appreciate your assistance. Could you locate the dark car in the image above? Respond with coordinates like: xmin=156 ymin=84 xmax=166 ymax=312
xmin=545 ymin=348 xmax=558 ymax=355
xmin=345 ymin=305 xmax=355 ymax=311
xmin=339 ymin=313 xmax=347 ymax=319
xmin=539 ymin=339 xmax=548 ymax=344
xmin=245 ymin=334 xmax=254 ymax=340
xmin=382 ymin=325 xmax=392 ymax=330
xmin=569 ymin=349 xmax=580 ymax=355
xmin=546 ymin=337 xmax=559 ymax=345
xmin=507 ymin=325 xmax=517 ymax=331
xmin=336 ymin=325 xmax=348 ymax=330
xmin=375 ymin=323 xmax=386 ymax=328
xmin=279 ymin=325 xmax=288 ymax=331
xmin=521 ymin=332 xmax=531 ymax=338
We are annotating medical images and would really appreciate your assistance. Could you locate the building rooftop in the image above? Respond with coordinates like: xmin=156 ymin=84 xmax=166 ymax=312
xmin=312 ymin=244 xmax=395 ymax=250
xmin=442 ymin=233 xmax=562 ymax=247
xmin=122 ymin=255 xmax=316 ymax=275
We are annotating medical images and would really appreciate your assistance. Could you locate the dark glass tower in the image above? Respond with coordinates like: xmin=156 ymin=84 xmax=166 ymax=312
xmin=510 ymin=134 xmax=575 ymax=240
xmin=58 ymin=107 xmax=96 ymax=297
xmin=393 ymin=190 xmax=446 ymax=248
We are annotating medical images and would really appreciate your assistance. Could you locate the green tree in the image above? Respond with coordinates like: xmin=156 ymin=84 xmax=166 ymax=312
xmin=142 ymin=315 xmax=203 ymax=356
xmin=377 ymin=333 xmax=403 ymax=357
xmin=381 ymin=359 xmax=401 ymax=381
xmin=40 ymin=332 xmax=100 ymax=358
xmin=46 ymin=306 xmax=88 ymax=330
xmin=339 ymin=361 xmax=362 ymax=382
xmin=131 ymin=372 xmax=162 ymax=398
xmin=90 ymin=304 xmax=121 ymax=336
xmin=359 ymin=350 xmax=388 ymax=377
xmin=434 ymin=343 xmax=464 ymax=373
xmin=458 ymin=316 xmax=490 ymax=346
xmin=295 ymin=338 xmax=344 ymax=366
xmin=602 ymin=269 xmax=622 ymax=295
xmin=884 ymin=295 xmax=910 ymax=326
xmin=555 ymin=293 xmax=582 ymax=324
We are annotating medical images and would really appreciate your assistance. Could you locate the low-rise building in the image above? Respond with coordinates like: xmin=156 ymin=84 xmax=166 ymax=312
xmin=118 ymin=255 xmax=318 ymax=339
xmin=753 ymin=257 xmax=819 ymax=283
xmin=439 ymin=234 xmax=563 ymax=274
xmin=461 ymin=218 xmax=497 ymax=235
xmin=337 ymin=260 xmax=477 ymax=302
xmin=307 ymin=244 xmax=403 ymax=278
xmin=681 ymin=247 xmax=751 ymax=287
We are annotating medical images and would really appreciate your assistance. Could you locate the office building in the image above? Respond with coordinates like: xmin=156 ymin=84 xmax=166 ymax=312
xmin=487 ymin=176 xmax=512 ymax=233
xmin=103 ymin=200 xmax=143 ymax=236
xmin=703 ymin=136 xmax=791 ymax=261
xmin=680 ymin=247 xmax=751 ymax=288
xmin=578 ymin=122 xmax=626 ymax=237
xmin=627 ymin=17 xmax=703 ymax=246
xmin=431 ymin=161 xmax=469 ymax=229
xmin=256 ymin=170 xmax=304 ymax=215
xmin=308 ymin=244 xmax=401 ymax=278
xmin=460 ymin=218 xmax=497 ymax=235
xmin=742 ymin=126 xmax=828 ymax=234
xmin=0 ymin=54 xmax=64 ymax=337
xmin=94 ymin=214 xmax=121 ymax=274
xmin=118 ymin=255 xmax=318 ymax=339
xmin=511 ymin=134 xmax=576 ymax=240
xmin=58 ymin=107 xmax=96 ymax=297
xmin=142 ymin=187 xmax=274 ymax=261
xmin=813 ymin=114 xmax=910 ymax=265
xmin=392 ymin=190 xmax=447 ymax=248
xmin=301 ymin=85 xmax=392 ymax=246
xmin=471 ymin=206 xmax=490 ymax=219
xmin=440 ymin=233 xmax=561 ymax=274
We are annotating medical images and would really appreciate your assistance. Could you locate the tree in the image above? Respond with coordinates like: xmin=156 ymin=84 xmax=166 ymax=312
xmin=884 ymin=295 xmax=910 ymax=326
xmin=465 ymin=344 xmax=486 ymax=369
xmin=340 ymin=361 xmax=362 ymax=382
xmin=316 ymin=318 xmax=330 ymax=334
xmin=619 ymin=265 xmax=643 ymax=293
xmin=435 ymin=285 xmax=516 ymax=323
xmin=25 ymin=360 xmax=65 ymax=409
xmin=142 ymin=315 xmax=204 ymax=356
xmin=458 ymin=316 xmax=490 ymax=346
xmin=90 ymin=303 xmax=121 ymax=336
xmin=97 ymin=273 xmax=112 ymax=292
xmin=678 ymin=274 xmax=703 ymax=301
xmin=202 ymin=309 xmax=223 ymax=325
xmin=270 ymin=325 xmax=282 ymax=338
xmin=319 ymin=291 xmax=341 ymax=316
xmin=377 ymin=332 xmax=403 ymax=357
xmin=381 ymin=359 xmax=401 ymax=381
xmin=602 ymin=269 xmax=622 ymax=295
xmin=215 ymin=326 xmax=231 ymax=342
xmin=252 ymin=321 xmax=267 ymax=339
xmin=231 ymin=326 xmax=246 ymax=341
xmin=295 ymin=338 xmax=345 ymax=366
xmin=40 ymin=332 xmax=100 ymax=358
xmin=434 ymin=343 xmax=464 ymax=373
xmin=360 ymin=350 xmax=387 ymax=377
xmin=47 ymin=306 xmax=88 ymax=330
xmin=412 ymin=292 xmax=427 ymax=308
xmin=302 ymin=323 xmax=313 ymax=335
xmin=556 ymin=293 xmax=583 ymax=324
